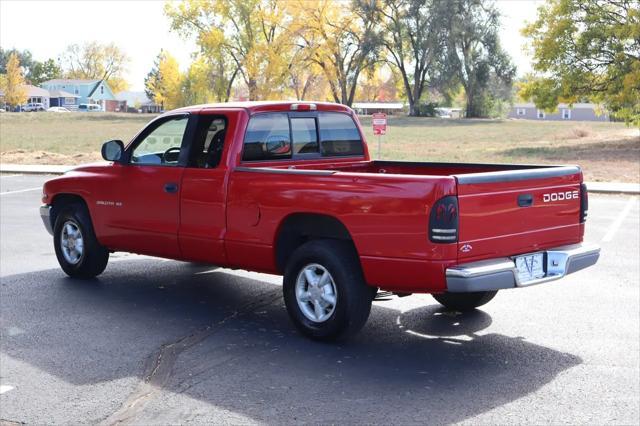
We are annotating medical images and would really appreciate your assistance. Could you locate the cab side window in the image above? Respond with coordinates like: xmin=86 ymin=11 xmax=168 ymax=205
xmin=242 ymin=113 xmax=291 ymax=161
xmin=189 ymin=116 xmax=227 ymax=168
xmin=131 ymin=116 xmax=188 ymax=166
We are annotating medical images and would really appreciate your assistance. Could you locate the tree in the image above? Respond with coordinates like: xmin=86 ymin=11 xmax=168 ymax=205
xmin=521 ymin=0 xmax=640 ymax=125
xmin=165 ymin=0 xmax=293 ymax=101
xmin=294 ymin=0 xmax=382 ymax=106
xmin=182 ymin=56 xmax=219 ymax=105
xmin=445 ymin=0 xmax=516 ymax=118
xmin=144 ymin=50 xmax=183 ymax=110
xmin=144 ymin=51 xmax=163 ymax=106
xmin=28 ymin=58 xmax=62 ymax=86
xmin=356 ymin=65 xmax=398 ymax=102
xmin=0 ymin=48 xmax=34 ymax=75
xmin=286 ymin=44 xmax=327 ymax=101
xmin=3 ymin=52 xmax=27 ymax=107
xmin=378 ymin=0 xmax=449 ymax=115
xmin=61 ymin=42 xmax=130 ymax=91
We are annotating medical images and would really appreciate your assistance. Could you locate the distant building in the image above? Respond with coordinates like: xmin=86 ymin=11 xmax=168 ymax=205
xmin=41 ymin=79 xmax=117 ymax=111
xmin=352 ymin=102 xmax=405 ymax=115
xmin=508 ymin=103 xmax=609 ymax=122
xmin=115 ymin=91 xmax=162 ymax=113
xmin=24 ymin=85 xmax=51 ymax=109
xmin=49 ymin=90 xmax=80 ymax=110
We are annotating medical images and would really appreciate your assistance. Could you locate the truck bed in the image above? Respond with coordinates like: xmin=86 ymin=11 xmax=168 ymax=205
xmin=236 ymin=159 xmax=585 ymax=267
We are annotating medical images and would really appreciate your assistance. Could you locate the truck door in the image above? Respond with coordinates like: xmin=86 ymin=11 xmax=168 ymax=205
xmin=178 ymin=110 xmax=241 ymax=265
xmin=99 ymin=114 xmax=189 ymax=258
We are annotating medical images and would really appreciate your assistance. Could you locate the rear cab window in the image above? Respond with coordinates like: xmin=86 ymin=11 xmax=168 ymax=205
xmin=241 ymin=111 xmax=363 ymax=162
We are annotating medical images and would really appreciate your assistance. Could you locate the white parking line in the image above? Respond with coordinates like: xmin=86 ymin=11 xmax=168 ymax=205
xmin=602 ymin=196 xmax=637 ymax=242
xmin=0 ymin=187 xmax=41 ymax=196
xmin=0 ymin=385 xmax=15 ymax=394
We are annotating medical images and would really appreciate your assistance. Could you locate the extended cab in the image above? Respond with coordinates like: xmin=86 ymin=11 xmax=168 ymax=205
xmin=40 ymin=101 xmax=600 ymax=340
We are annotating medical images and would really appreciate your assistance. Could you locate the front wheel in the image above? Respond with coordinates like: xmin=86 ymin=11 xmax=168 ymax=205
xmin=432 ymin=291 xmax=497 ymax=311
xmin=283 ymin=240 xmax=375 ymax=341
xmin=53 ymin=203 xmax=109 ymax=279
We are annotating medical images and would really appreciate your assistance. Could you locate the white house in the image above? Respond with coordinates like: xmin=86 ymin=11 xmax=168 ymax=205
xmin=25 ymin=85 xmax=51 ymax=109
xmin=509 ymin=103 xmax=609 ymax=121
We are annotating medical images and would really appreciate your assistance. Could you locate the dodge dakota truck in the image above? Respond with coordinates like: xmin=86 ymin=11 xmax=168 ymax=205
xmin=40 ymin=101 xmax=600 ymax=340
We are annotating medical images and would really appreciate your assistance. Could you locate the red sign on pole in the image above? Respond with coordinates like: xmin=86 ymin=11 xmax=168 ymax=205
xmin=372 ymin=113 xmax=387 ymax=135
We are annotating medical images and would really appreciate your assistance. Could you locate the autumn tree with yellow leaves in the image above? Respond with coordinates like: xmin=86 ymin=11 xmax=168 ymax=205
xmin=292 ymin=0 xmax=382 ymax=106
xmin=1 ymin=52 xmax=28 ymax=108
xmin=61 ymin=42 xmax=130 ymax=93
xmin=144 ymin=50 xmax=184 ymax=110
xmin=165 ymin=0 xmax=295 ymax=101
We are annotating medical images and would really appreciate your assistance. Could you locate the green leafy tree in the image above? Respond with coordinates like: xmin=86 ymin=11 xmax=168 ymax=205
xmin=445 ymin=0 xmax=516 ymax=118
xmin=521 ymin=0 xmax=640 ymax=125
xmin=144 ymin=50 xmax=164 ymax=106
xmin=378 ymin=0 xmax=449 ymax=115
xmin=0 ymin=48 xmax=34 ymax=75
xmin=28 ymin=59 xmax=62 ymax=85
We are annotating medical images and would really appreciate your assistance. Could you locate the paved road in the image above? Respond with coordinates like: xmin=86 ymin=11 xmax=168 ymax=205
xmin=1 ymin=174 xmax=638 ymax=425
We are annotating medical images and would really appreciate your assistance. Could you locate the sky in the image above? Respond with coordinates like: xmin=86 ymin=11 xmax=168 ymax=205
xmin=0 ymin=0 xmax=544 ymax=92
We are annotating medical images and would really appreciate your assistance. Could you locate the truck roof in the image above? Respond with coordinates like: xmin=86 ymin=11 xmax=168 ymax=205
xmin=172 ymin=101 xmax=352 ymax=115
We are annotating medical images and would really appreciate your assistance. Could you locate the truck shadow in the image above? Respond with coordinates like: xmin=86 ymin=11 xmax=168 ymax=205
xmin=0 ymin=259 xmax=581 ymax=424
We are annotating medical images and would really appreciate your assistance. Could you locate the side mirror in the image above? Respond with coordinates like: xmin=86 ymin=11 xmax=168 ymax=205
xmin=101 ymin=140 xmax=124 ymax=162
xmin=265 ymin=135 xmax=291 ymax=156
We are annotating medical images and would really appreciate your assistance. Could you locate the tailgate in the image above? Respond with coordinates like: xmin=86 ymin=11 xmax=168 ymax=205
xmin=455 ymin=166 xmax=584 ymax=261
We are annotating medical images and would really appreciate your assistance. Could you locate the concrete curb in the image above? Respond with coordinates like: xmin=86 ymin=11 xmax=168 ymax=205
xmin=1 ymin=163 xmax=639 ymax=194
xmin=0 ymin=164 xmax=76 ymax=174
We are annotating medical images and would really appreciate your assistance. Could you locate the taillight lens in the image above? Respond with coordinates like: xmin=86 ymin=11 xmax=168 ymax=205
xmin=429 ymin=196 xmax=459 ymax=243
xmin=580 ymin=183 xmax=588 ymax=222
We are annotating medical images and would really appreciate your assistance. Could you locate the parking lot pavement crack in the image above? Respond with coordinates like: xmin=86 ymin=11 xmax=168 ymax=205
xmin=100 ymin=290 xmax=281 ymax=426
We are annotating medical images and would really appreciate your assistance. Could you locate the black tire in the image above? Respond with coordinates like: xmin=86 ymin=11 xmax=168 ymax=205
xmin=432 ymin=291 xmax=497 ymax=311
xmin=53 ymin=202 xmax=109 ymax=279
xmin=283 ymin=240 xmax=375 ymax=341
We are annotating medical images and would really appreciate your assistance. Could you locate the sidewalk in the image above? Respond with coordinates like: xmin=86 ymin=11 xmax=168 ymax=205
xmin=1 ymin=163 xmax=639 ymax=194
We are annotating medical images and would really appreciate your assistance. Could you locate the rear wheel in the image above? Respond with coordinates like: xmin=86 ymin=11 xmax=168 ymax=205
xmin=53 ymin=203 xmax=109 ymax=279
xmin=432 ymin=291 xmax=497 ymax=311
xmin=283 ymin=240 xmax=375 ymax=341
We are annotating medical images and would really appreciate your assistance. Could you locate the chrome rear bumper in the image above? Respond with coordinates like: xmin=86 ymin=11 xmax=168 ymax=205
xmin=445 ymin=243 xmax=600 ymax=293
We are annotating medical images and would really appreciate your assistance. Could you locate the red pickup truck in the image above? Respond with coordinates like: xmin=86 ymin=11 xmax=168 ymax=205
xmin=41 ymin=101 xmax=600 ymax=340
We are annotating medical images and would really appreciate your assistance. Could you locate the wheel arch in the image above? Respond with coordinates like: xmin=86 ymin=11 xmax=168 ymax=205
xmin=49 ymin=193 xmax=89 ymax=229
xmin=274 ymin=213 xmax=357 ymax=273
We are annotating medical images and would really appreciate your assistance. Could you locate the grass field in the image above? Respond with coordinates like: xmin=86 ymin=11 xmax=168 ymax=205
xmin=1 ymin=112 xmax=638 ymax=182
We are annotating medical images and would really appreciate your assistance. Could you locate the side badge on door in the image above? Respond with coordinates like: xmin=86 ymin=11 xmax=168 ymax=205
xmin=460 ymin=244 xmax=473 ymax=253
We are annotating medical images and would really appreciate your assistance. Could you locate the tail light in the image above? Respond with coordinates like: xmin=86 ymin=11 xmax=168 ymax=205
xmin=580 ymin=183 xmax=588 ymax=222
xmin=429 ymin=196 xmax=459 ymax=243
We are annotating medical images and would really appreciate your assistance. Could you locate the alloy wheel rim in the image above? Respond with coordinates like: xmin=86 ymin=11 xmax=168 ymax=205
xmin=60 ymin=221 xmax=84 ymax=265
xmin=295 ymin=263 xmax=338 ymax=323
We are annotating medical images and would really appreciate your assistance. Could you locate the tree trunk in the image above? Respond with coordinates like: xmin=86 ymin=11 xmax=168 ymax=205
xmin=248 ymin=79 xmax=258 ymax=101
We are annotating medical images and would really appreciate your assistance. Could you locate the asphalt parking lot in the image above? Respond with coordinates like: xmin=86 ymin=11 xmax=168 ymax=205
xmin=1 ymin=174 xmax=638 ymax=425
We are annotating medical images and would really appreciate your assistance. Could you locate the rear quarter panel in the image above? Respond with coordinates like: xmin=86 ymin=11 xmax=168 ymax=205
xmin=225 ymin=170 xmax=458 ymax=290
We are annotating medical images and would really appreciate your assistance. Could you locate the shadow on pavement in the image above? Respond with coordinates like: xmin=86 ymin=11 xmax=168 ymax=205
xmin=0 ymin=259 xmax=582 ymax=424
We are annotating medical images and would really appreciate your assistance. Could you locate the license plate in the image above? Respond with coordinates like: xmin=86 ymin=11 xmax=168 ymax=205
xmin=514 ymin=252 xmax=546 ymax=283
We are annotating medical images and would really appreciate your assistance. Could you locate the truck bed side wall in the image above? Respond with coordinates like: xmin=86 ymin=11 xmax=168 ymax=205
xmin=225 ymin=170 xmax=458 ymax=292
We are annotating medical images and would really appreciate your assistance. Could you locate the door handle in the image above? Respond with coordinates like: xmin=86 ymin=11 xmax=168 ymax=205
xmin=164 ymin=182 xmax=178 ymax=193
xmin=518 ymin=194 xmax=533 ymax=207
